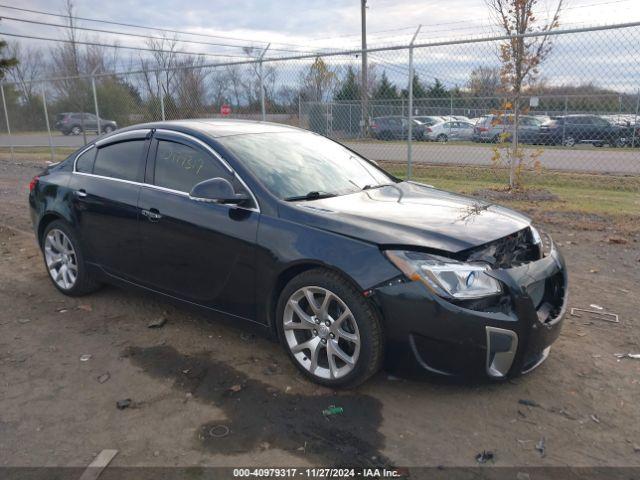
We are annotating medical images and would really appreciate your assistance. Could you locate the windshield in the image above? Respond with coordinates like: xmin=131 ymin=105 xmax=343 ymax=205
xmin=218 ymin=131 xmax=395 ymax=200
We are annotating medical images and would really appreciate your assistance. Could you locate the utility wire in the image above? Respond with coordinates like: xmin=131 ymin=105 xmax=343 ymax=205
xmin=0 ymin=31 xmax=251 ymax=59
xmin=0 ymin=3 xmax=335 ymax=52
xmin=0 ymin=14 xmax=339 ymax=56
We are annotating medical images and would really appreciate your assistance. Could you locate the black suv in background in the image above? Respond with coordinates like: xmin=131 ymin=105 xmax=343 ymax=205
xmin=537 ymin=115 xmax=628 ymax=147
xmin=370 ymin=116 xmax=426 ymax=140
xmin=54 ymin=113 xmax=118 ymax=136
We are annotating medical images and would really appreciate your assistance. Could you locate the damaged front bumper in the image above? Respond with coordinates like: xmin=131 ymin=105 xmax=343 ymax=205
xmin=373 ymin=242 xmax=568 ymax=379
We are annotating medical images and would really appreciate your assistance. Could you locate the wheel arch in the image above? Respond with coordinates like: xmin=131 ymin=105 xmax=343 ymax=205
xmin=37 ymin=212 xmax=74 ymax=247
xmin=266 ymin=261 xmax=368 ymax=337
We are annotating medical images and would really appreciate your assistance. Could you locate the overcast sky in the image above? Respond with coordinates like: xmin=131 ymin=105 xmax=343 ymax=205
xmin=2 ymin=0 xmax=638 ymax=53
xmin=1 ymin=0 xmax=639 ymax=91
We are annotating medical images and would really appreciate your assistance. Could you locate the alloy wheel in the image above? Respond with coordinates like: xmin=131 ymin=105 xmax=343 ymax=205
xmin=44 ymin=229 xmax=78 ymax=290
xmin=71 ymin=126 xmax=82 ymax=135
xmin=283 ymin=286 xmax=361 ymax=380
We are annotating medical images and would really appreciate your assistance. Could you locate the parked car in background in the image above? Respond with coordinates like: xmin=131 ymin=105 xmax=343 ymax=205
xmin=536 ymin=115 xmax=628 ymax=147
xmin=371 ymin=116 xmax=426 ymax=140
xmin=55 ymin=113 xmax=118 ymax=136
xmin=472 ymin=114 xmax=542 ymax=144
xmin=413 ymin=115 xmax=443 ymax=127
xmin=424 ymin=120 xmax=475 ymax=142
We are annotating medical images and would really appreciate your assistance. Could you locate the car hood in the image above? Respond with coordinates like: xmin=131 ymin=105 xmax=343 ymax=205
xmin=280 ymin=182 xmax=531 ymax=253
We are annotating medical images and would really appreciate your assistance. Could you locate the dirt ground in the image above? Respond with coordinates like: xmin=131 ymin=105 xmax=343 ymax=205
xmin=1 ymin=155 xmax=639 ymax=470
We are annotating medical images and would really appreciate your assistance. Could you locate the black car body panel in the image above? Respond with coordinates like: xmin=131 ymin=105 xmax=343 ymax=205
xmin=29 ymin=120 xmax=567 ymax=381
xmin=278 ymin=181 xmax=531 ymax=253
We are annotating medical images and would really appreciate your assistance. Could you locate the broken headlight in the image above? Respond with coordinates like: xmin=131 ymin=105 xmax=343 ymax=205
xmin=385 ymin=250 xmax=502 ymax=300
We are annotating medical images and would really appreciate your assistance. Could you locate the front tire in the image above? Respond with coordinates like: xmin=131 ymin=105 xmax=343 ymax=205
xmin=276 ymin=269 xmax=383 ymax=388
xmin=437 ymin=134 xmax=448 ymax=143
xmin=41 ymin=220 xmax=101 ymax=296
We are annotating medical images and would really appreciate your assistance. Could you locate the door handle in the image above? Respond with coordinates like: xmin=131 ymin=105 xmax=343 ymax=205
xmin=141 ymin=209 xmax=162 ymax=222
xmin=74 ymin=189 xmax=87 ymax=198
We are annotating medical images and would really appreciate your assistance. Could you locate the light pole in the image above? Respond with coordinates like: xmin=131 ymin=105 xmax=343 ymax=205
xmin=361 ymin=0 xmax=368 ymax=137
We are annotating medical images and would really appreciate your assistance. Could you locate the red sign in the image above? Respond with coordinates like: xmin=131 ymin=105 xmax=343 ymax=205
xmin=220 ymin=104 xmax=231 ymax=116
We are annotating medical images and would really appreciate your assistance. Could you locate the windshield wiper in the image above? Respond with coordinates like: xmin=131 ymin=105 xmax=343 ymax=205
xmin=284 ymin=191 xmax=338 ymax=202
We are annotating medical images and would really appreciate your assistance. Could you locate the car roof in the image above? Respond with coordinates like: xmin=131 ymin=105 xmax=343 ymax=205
xmin=117 ymin=119 xmax=305 ymax=138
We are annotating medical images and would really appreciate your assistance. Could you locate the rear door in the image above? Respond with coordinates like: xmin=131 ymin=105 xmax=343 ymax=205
xmin=68 ymin=130 xmax=150 ymax=281
xmin=137 ymin=130 xmax=259 ymax=319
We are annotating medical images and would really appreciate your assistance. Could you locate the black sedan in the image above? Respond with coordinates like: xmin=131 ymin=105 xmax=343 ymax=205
xmin=28 ymin=120 xmax=567 ymax=388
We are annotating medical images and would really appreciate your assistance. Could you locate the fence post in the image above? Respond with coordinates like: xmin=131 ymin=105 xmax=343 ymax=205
xmin=406 ymin=25 xmax=422 ymax=180
xmin=41 ymin=85 xmax=55 ymax=163
xmin=632 ymin=89 xmax=640 ymax=148
xmin=259 ymin=44 xmax=270 ymax=122
xmin=562 ymin=95 xmax=568 ymax=145
xmin=91 ymin=75 xmax=101 ymax=135
xmin=1 ymin=83 xmax=14 ymax=161
xmin=298 ymin=91 xmax=301 ymax=128
xmin=450 ymin=91 xmax=454 ymax=118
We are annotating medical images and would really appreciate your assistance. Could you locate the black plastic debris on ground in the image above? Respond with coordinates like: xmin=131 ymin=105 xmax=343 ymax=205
xmin=116 ymin=398 xmax=132 ymax=410
xmin=475 ymin=450 xmax=495 ymax=464
xmin=518 ymin=399 xmax=541 ymax=408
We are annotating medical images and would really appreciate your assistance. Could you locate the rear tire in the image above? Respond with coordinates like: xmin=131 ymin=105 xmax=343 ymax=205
xmin=41 ymin=220 xmax=101 ymax=296
xmin=103 ymin=125 xmax=115 ymax=134
xmin=71 ymin=126 xmax=82 ymax=136
xmin=276 ymin=269 xmax=383 ymax=388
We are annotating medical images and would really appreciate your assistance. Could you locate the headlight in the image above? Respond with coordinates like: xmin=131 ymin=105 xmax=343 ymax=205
xmin=384 ymin=250 xmax=502 ymax=300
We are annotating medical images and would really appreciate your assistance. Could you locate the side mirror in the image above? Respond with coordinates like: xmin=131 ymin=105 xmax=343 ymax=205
xmin=189 ymin=178 xmax=249 ymax=205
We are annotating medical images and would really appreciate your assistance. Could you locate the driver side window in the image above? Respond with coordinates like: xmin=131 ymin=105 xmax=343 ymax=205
xmin=154 ymin=140 xmax=229 ymax=193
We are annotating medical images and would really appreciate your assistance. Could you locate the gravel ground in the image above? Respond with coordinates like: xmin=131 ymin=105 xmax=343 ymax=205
xmin=1 ymin=155 xmax=639 ymax=470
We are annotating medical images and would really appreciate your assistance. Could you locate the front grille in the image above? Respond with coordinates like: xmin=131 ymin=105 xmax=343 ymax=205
xmin=464 ymin=228 xmax=541 ymax=268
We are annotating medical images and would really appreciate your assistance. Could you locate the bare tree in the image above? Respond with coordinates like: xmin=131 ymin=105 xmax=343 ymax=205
xmin=224 ymin=64 xmax=245 ymax=108
xmin=467 ymin=66 xmax=501 ymax=97
xmin=139 ymin=35 xmax=182 ymax=118
xmin=6 ymin=42 xmax=43 ymax=103
xmin=486 ymin=0 xmax=564 ymax=189
xmin=174 ymin=55 xmax=209 ymax=117
xmin=300 ymin=56 xmax=337 ymax=102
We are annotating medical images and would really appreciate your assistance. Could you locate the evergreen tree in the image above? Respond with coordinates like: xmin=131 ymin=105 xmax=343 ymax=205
xmin=428 ymin=78 xmax=448 ymax=98
xmin=334 ymin=66 xmax=360 ymax=101
xmin=0 ymin=38 xmax=18 ymax=80
xmin=372 ymin=71 xmax=397 ymax=100
xmin=400 ymin=73 xmax=428 ymax=99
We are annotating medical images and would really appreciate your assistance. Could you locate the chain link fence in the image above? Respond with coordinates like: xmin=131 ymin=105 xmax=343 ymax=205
xmin=1 ymin=22 xmax=639 ymax=191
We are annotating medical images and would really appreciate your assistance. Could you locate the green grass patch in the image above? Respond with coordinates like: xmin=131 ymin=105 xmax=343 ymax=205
xmin=382 ymin=162 xmax=640 ymax=219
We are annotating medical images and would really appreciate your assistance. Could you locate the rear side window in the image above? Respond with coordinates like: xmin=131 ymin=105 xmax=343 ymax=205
xmin=75 ymin=147 xmax=96 ymax=173
xmin=93 ymin=140 xmax=146 ymax=182
xmin=154 ymin=140 xmax=228 ymax=192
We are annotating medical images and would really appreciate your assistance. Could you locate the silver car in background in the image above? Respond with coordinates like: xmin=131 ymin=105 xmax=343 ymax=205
xmin=424 ymin=120 xmax=475 ymax=142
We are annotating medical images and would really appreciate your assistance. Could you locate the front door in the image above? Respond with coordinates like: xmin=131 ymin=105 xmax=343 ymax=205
xmin=138 ymin=132 xmax=259 ymax=320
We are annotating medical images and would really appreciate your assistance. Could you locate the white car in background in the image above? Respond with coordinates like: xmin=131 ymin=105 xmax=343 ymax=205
xmin=424 ymin=120 xmax=475 ymax=142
